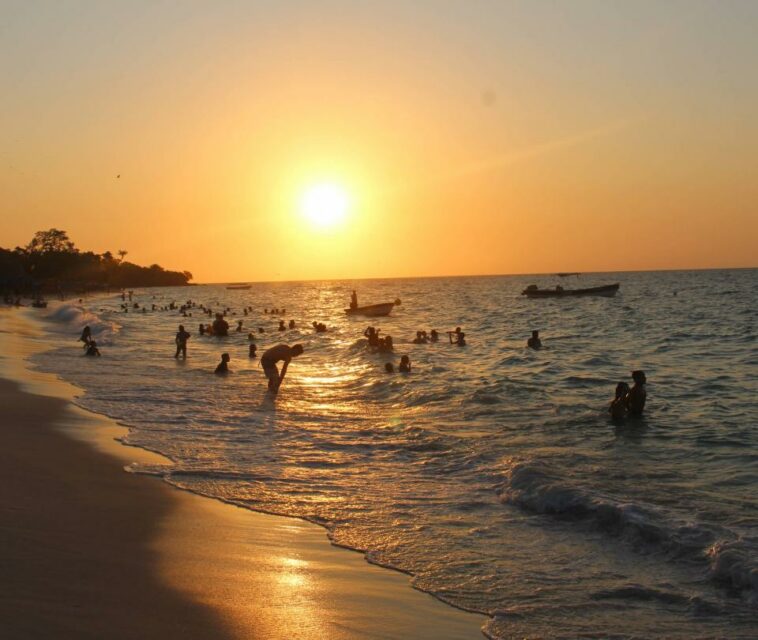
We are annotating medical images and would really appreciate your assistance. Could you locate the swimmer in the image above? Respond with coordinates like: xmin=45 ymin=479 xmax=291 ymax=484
xmin=85 ymin=341 xmax=101 ymax=357
xmin=175 ymin=324 xmax=191 ymax=359
xmin=448 ymin=327 xmax=466 ymax=346
xmin=212 ymin=313 xmax=229 ymax=337
xmin=278 ymin=320 xmax=286 ymax=331
xmin=289 ymin=319 xmax=296 ymax=329
xmin=249 ymin=343 xmax=257 ymax=358
xmin=260 ymin=343 xmax=304 ymax=393
xmin=199 ymin=323 xmax=205 ymax=336
xmin=429 ymin=329 xmax=439 ymax=343
xmin=236 ymin=320 xmax=243 ymax=332
xmin=79 ymin=326 xmax=92 ymax=348
xmin=364 ymin=326 xmax=381 ymax=347
xmin=214 ymin=353 xmax=231 ymax=375
xmin=628 ymin=370 xmax=647 ymax=415
xmin=398 ymin=355 xmax=411 ymax=373
xmin=609 ymin=382 xmax=630 ymax=420
xmin=527 ymin=330 xmax=542 ymax=349
xmin=385 ymin=362 xmax=395 ymax=373
xmin=379 ymin=335 xmax=394 ymax=352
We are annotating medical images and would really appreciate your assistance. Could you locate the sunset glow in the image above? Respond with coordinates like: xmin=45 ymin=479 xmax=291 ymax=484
xmin=300 ymin=183 xmax=349 ymax=230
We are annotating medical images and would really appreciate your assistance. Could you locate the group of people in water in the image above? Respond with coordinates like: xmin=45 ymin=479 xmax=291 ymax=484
xmin=75 ymin=289 xmax=648 ymax=414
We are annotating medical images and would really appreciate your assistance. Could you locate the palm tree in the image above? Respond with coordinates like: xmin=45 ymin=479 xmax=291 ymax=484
xmin=117 ymin=249 xmax=128 ymax=264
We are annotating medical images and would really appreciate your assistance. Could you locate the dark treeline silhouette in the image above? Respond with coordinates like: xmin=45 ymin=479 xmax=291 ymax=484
xmin=1 ymin=229 xmax=192 ymax=295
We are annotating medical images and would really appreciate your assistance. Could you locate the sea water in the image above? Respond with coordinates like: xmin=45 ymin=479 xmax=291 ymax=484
xmin=31 ymin=270 xmax=757 ymax=639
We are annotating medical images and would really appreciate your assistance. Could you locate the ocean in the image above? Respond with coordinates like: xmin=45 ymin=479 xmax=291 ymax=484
xmin=31 ymin=269 xmax=757 ymax=639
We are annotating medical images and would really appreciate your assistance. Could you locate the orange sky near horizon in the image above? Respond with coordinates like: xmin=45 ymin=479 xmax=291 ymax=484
xmin=1 ymin=1 xmax=756 ymax=283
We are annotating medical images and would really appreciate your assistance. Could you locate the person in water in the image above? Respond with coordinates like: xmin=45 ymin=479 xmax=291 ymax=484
xmin=249 ymin=343 xmax=257 ymax=358
xmin=628 ymin=370 xmax=647 ymax=415
xmin=212 ymin=313 xmax=229 ymax=336
xmin=429 ymin=329 xmax=439 ymax=343
xmin=398 ymin=355 xmax=411 ymax=373
xmin=384 ymin=362 xmax=395 ymax=373
xmin=214 ymin=353 xmax=231 ymax=375
xmin=79 ymin=326 xmax=92 ymax=348
xmin=379 ymin=335 xmax=394 ymax=352
xmin=350 ymin=290 xmax=358 ymax=310
xmin=527 ymin=330 xmax=542 ymax=349
xmin=175 ymin=324 xmax=191 ymax=359
xmin=260 ymin=343 xmax=304 ymax=393
xmin=236 ymin=320 xmax=243 ymax=332
xmin=85 ymin=340 xmax=101 ymax=357
xmin=412 ymin=331 xmax=428 ymax=344
xmin=278 ymin=320 xmax=286 ymax=331
xmin=364 ymin=326 xmax=380 ymax=347
xmin=289 ymin=319 xmax=296 ymax=329
xmin=609 ymin=382 xmax=630 ymax=420
xmin=448 ymin=327 xmax=466 ymax=346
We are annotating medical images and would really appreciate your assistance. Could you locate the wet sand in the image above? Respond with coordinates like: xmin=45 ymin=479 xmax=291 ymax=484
xmin=0 ymin=308 xmax=484 ymax=639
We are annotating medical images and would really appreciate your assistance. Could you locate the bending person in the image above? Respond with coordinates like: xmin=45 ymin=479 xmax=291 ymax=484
xmin=260 ymin=343 xmax=304 ymax=393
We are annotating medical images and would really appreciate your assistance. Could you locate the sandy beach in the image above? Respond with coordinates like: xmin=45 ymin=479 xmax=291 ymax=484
xmin=0 ymin=309 xmax=484 ymax=639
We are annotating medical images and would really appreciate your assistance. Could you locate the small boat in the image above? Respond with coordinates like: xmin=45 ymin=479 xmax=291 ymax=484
xmin=556 ymin=272 xmax=581 ymax=278
xmin=226 ymin=284 xmax=251 ymax=290
xmin=345 ymin=302 xmax=396 ymax=317
xmin=522 ymin=283 xmax=619 ymax=298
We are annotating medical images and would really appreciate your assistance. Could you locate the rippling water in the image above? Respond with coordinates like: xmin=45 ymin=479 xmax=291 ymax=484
xmin=33 ymin=270 xmax=757 ymax=638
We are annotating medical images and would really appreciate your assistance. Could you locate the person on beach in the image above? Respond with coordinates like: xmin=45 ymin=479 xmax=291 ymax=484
xmin=350 ymin=290 xmax=358 ymax=310
xmin=79 ymin=326 xmax=92 ymax=348
xmin=85 ymin=340 xmax=101 ymax=357
xmin=214 ymin=353 xmax=231 ymax=375
xmin=628 ymin=370 xmax=647 ymax=415
xmin=260 ymin=343 xmax=304 ymax=393
xmin=448 ymin=327 xmax=466 ymax=346
xmin=609 ymin=382 xmax=630 ymax=420
xmin=398 ymin=355 xmax=411 ymax=373
xmin=212 ymin=313 xmax=229 ymax=337
xmin=175 ymin=324 xmax=191 ymax=359
xmin=527 ymin=330 xmax=542 ymax=349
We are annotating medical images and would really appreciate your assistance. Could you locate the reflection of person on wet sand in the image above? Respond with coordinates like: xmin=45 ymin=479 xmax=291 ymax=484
xmin=260 ymin=343 xmax=304 ymax=393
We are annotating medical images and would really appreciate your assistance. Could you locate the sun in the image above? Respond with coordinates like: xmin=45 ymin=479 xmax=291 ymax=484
xmin=300 ymin=183 xmax=349 ymax=228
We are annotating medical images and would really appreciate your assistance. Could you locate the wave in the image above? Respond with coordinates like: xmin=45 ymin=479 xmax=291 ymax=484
xmin=47 ymin=303 xmax=121 ymax=343
xmin=498 ymin=461 xmax=757 ymax=600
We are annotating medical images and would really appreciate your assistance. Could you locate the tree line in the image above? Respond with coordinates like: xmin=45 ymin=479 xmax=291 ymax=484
xmin=0 ymin=229 xmax=193 ymax=294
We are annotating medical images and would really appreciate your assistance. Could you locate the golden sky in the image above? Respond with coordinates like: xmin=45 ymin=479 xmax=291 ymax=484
xmin=1 ymin=1 xmax=756 ymax=282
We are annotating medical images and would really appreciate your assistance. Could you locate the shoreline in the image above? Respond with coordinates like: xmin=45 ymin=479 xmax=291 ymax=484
xmin=0 ymin=307 xmax=485 ymax=639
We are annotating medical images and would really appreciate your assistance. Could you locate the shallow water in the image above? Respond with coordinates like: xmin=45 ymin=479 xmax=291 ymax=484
xmin=33 ymin=269 xmax=757 ymax=638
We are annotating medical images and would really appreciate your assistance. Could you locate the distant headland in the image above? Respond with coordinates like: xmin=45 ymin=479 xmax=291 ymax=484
xmin=0 ymin=229 xmax=193 ymax=295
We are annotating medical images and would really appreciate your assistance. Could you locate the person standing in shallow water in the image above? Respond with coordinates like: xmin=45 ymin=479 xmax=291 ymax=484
xmin=609 ymin=382 xmax=630 ymax=420
xmin=527 ymin=330 xmax=542 ymax=349
xmin=175 ymin=324 xmax=190 ymax=359
xmin=260 ymin=343 xmax=304 ymax=393
xmin=214 ymin=353 xmax=231 ymax=375
xmin=79 ymin=326 xmax=92 ymax=349
xmin=628 ymin=370 xmax=647 ymax=415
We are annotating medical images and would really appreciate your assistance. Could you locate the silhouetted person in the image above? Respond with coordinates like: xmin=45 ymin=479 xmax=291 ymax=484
xmin=175 ymin=324 xmax=190 ymax=359
xmin=448 ymin=327 xmax=466 ymax=346
xmin=199 ymin=323 xmax=205 ymax=336
xmin=429 ymin=329 xmax=439 ymax=343
xmin=385 ymin=362 xmax=395 ymax=373
xmin=398 ymin=355 xmax=411 ymax=373
xmin=79 ymin=326 xmax=92 ymax=348
xmin=278 ymin=320 xmax=286 ymax=331
xmin=249 ymin=343 xmax=257 ymax=358
xmin=85 ymin=340 xmax=101 ymax=357
xmin=609 ymin=382 xmax=630 ymax=420
xmin=527 ymin=330 xmax=542 ymax=349
xmin=260 ymin=343 xmax=304 ymax=393
xmin=364 ymin=326 xmax=380 ymax=347
xmin=215 ymin=353 xmax=231 ymax=375
xmin=350 ymin=290 xmax=358 ymax=310
xmin=628 ymin=370 xmax=647 ymax=415
xmin=412 ymin=331 xmax=428 ymax=344
xmin=236 ymin=320 xmax=243 ymax=332
xmin=379 ymin=335 xmax=394 ymax=352
xmin=258 ymin=327 xmax=265 ymax=334
xmin=212 ymin=313 xmax=229 ymax=336
xmin=289 ymin=319 xmax=296 ymax=329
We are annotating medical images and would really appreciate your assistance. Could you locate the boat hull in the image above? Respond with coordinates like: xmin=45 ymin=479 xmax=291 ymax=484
xmin=345 ymin=302 xmax=395 ymax=317
xmin=226 ymin=285 xmax=251 ymax=290
xmin=522 ymin=284 xmax=620 ymax=298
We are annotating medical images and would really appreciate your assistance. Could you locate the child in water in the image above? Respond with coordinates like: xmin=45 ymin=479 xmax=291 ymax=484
xmin=398 ymin=355 xmax=411 ymax=373
xmin=85 ymin=341 xmax=101 ymax=357
xmin=609 ymin=382 xmax=630 ymax=420
xmin=214 ymin=353 xmax=231 ymax=374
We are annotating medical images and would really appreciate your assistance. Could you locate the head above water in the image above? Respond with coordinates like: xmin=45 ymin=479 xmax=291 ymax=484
xmin=632 ymin=370 xmax=646 ymax=384
xmin=179 ymin=324 xmax=185 ymax=331
xmin=385 ymin=362 xmax=394 ymax=373
xmin=221 ymin=353 xmax=230 ymax=362
xmin=615 ymin=381 xmax=630 ymax=398
xmin=532 ymin=330 xmax=539 ymax=338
